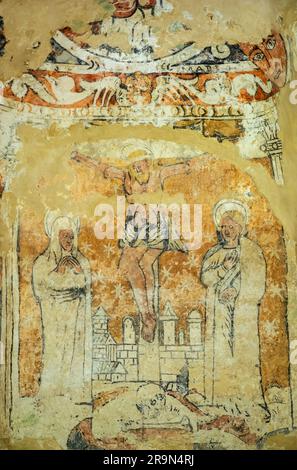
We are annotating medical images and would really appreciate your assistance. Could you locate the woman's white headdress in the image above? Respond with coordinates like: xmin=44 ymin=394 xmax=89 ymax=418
xmin=213 ymin=199 xmax=249 ymax=230
xmin=44 ymin=210 xmax=80 ymax=238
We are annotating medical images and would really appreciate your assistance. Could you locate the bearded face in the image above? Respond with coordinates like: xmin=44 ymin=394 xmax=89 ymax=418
xmin=128 ymin=158 xmax=151 ymax=185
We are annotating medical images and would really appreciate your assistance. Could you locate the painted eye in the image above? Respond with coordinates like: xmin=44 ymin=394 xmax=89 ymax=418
xmin=266 ymin=38 xmax=276 ymax=50
xmin=253 ymin=52 xmax=265 ymax=61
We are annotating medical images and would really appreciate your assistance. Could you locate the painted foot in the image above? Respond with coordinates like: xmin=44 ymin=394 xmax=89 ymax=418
xmin=141 ymin=320 xmax=156 ymax=342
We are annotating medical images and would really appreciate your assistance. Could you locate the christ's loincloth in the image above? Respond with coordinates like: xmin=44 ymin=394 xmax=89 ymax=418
xmin=119 ymin=206 xmax=187 ymax=251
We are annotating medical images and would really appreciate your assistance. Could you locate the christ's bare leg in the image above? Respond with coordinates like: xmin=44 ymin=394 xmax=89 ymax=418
xmin=119 ymin=246 xmax=152 ymax=341
xmin=139 ymin=248 xmax=162 ymax=341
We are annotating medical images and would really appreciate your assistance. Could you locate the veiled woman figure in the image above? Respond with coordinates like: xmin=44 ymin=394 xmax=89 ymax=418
xmin=201 ymin=200 xmax=268 ymax=419
xmin=32 ymin=212 xmax=92 ymax=403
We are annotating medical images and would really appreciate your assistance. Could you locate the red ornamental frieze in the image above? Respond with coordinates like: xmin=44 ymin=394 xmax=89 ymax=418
xmin=4 ymin=69 xmax=279 ymax=109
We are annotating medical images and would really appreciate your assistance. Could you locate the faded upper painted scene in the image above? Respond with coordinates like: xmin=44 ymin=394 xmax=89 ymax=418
xmin=0 ymin=0 xmax=297 ymax=451
xmin=1 ymin=5 xmax=289 ymax=185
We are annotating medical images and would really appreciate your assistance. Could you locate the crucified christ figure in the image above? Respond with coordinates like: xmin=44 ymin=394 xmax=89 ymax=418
xmin=72 ymin=149 xmax=194 ymax=343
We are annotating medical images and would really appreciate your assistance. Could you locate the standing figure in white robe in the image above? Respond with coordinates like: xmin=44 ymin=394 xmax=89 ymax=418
xmin=201 ymin=200 xmax=269 ymax=420
xmin=32 ymin=212 xmax=92 ymax=403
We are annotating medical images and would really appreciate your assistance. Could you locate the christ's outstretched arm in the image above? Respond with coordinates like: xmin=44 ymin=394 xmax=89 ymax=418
xmin=160 ymin=161 xmax=191 ymax=188
xmin=71 ymin=150 xmax=125 ymax=181
xmin=160 ymin=154 xmax=212 ymax=187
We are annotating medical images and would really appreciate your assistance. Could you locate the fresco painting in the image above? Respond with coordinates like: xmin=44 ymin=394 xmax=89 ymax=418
xmin=0 ymin=0 xmax=297 ymax=451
